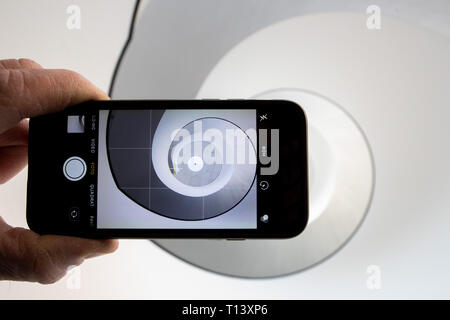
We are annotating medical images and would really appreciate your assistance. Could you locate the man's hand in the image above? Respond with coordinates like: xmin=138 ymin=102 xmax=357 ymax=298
xmin=0 ymin=59 xmax=118 ymax=284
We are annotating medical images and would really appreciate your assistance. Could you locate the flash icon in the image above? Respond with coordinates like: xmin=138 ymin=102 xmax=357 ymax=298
xmin=259 ymin=114 xmax=268 ymax=122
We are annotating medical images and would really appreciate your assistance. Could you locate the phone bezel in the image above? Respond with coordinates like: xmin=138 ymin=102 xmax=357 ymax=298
xmin=27 ymin=100 xmax=308 ymax=239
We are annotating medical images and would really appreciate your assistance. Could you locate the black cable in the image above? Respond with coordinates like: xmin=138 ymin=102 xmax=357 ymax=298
xmin=108 ymin=0 xmax=142 ymax=97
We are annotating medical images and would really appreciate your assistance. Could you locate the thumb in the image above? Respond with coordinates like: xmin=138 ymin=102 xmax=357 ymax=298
xmin=0 ymin=217 xmax=118 ymax=284
xmin=0 ymin=68 xmax=109 ymax=134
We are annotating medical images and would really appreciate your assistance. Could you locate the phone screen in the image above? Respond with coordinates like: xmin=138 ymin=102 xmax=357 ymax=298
xmin=96 ymin=109 xmax=257 ymax=229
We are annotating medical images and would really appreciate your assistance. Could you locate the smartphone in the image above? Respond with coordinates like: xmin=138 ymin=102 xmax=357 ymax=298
xmin=26 ymin=100 xmax=308 ymax=239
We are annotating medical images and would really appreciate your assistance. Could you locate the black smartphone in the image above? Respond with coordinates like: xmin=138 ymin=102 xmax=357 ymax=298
xmin=26 ymin=100 xmax=308 ymax=239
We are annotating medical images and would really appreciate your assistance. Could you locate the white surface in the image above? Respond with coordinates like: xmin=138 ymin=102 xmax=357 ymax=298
xmin=189 ymin=12 xmax=450 ymax=293
xmin=154 ymin=18 xmax=379 ymax=277
xmin=0 ymin=0 xmax=136 ymax=91
xmin=1 ymin=1 xmax=450 ymax=299
xmin=156 ymin=86 xmax=374 ymax=277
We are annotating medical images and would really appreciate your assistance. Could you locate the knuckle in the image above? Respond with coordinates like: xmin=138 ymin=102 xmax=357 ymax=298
xmin=0 ymin=69 xmax=23 ymax=95
xmin=0 ymin=69 xmax=25 ymax=119
xmin=0 ymin=69 xmax=11 ymax=93
xmin=17 ymin=58 xmax=40 ymax=68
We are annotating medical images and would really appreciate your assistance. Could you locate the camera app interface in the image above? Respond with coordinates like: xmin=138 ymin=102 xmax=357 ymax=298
xmin=96 ymin=109 xmax=257 ymax=229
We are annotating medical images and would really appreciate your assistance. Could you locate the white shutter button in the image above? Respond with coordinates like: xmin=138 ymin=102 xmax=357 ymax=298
xmin=63 ymin=156 xmax=87 ymax=181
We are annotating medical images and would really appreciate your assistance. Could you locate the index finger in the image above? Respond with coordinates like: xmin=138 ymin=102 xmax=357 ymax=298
xmin=0 ymin=68 xmax=109 ymax=133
